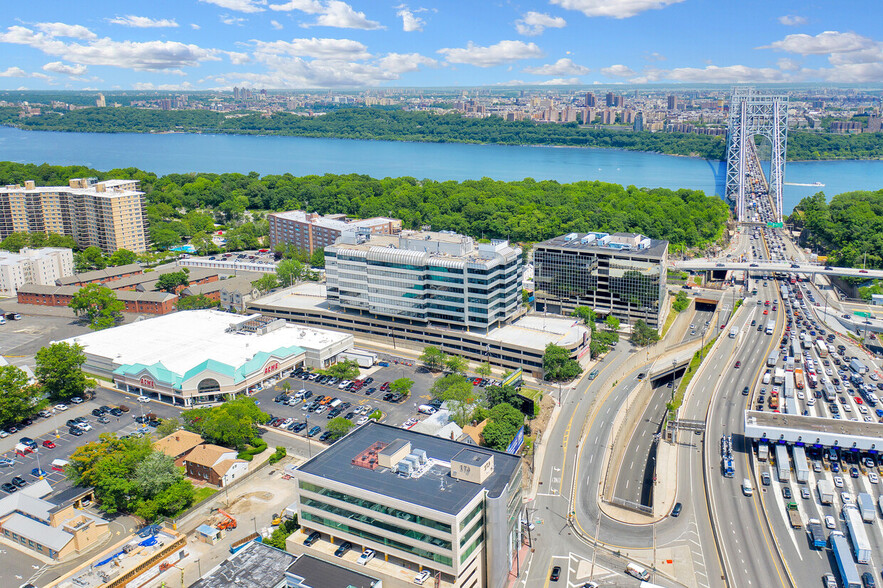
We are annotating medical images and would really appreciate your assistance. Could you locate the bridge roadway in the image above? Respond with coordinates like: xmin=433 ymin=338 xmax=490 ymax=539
xmin=672 ymin=260 xmax=883 ymax=280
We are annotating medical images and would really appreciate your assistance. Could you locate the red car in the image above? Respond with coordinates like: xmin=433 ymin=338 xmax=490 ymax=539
xmin=763 ymin=310 xmax=769 ymax=315
xmin=42 ymin=440 xmax=56 ymax=449
xmin=855 ymin=397 xmax=864 ymax=405
xmin=473 ymin=378 xmax=482 ymax=386
xmin=734 ymin=361 xmax=742 ymax=368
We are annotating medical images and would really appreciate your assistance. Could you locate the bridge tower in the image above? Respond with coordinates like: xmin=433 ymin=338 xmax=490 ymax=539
xmin=725 ymin=88 xmax=788 ymax=223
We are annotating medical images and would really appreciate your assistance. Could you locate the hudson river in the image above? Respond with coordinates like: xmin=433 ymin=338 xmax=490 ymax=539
xmin=2 ymin=126 xmax=882 ymax=212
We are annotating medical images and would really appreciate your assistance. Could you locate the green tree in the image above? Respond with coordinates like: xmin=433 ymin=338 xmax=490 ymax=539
xmin=476 ymin=361 xmax=492 ymax=378
xmin=326 ymin=417 xmax=355 ymax=439
xmin=444 ymin=354 xmax=468 ymax=375
xmin=276 ymin=259 xmax=304 ymax=287
xmin=325 ymin=359 xmax=360 ymax=380
xmin=389 ymin=377 xmax=414 ymax=398
xmin=0 ymin=365 xmax=42 ymax=427
xmin=182 ymin=397 xmax=269 ymax=449
xmin=571 ymin=306 xmax=597 ymax=330
xmin=419 ymin=346 xmax=446 ymax=370
xmin=605 ymin=315 xmax=621 ymax=331
xmin=0 ymin=232 xmax=31 ymax=252
xmin=309 ymin=248 xmax=325 ymax=268
xmin=76 ymin=246 xmax=107 ymax=271
xmin=68 ymin=283 xmax=125 ymax=330
xmin=35 ymin=342 xmax=95 ymax=400
xmin=151 ymin=227 xmax=181 ymax=249
xmin=175 ymin=294 xmax=219 ymax=310
xmin=154 ymin=417 xmax=182 ymax=438
xmin=542 ymin=344 xmax=581 ymax=382
xmin=107 ymin=248 xmax=137 ymax=267
xmin=156 ymin=268 xmax=190 ymax=293
xmin=485 ymin=384 xmax=522 ymax=409
xmin=435 ymin=376 xmax=475 ymax=426
xmin=134 ymin=451 xmax=182 ymax=499
xmin=631 ymin=319 xmax=660 ymax=347
xmin=263 ymin=517 xmax=300 ymax=549
xmin=252 ymin=273 xmax=279 ymax=294
xmin=190 ymin=232 xmax=220 ymax=255
xmin=672 ymin=290 xmax=690 ymax=313
xmin=481 ymin=403 xmax=524 ymax=451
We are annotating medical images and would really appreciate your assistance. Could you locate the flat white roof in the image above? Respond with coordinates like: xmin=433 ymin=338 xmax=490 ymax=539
xmin=63 ymin=310 xmax=349 ymax=375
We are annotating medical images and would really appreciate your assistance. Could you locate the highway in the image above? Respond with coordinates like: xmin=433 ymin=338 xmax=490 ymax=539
xmin=672 ymin=259 xmax=883 ymax=280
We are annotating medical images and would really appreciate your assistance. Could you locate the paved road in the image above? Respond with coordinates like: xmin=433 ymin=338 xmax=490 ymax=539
xmin=612 ymin=381 xmax=669 ymax=506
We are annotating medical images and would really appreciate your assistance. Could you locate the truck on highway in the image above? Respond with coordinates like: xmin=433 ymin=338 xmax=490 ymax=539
xmin=850 ymin=358 xmax=867 ymax=375
xmin=815 ymin=339 xmax=829 ymax=358
xmin=765 ymin=320 xmax=775 ymax=335
xmin=773 ymin=368 xmax=785 ymax=385
xmin=767 ymin=349 xmax=779 ymax=367
xmin=775 ymin=444 xmax=790 ymax=482
xmin=830 ymin=531 xmax=862 ymax=588
xmin=793 ymin=368 xmax=804 ymax=390
xmin=729 ymin=326 xmax=739 ymax=339
xmin=792 ymin=446 xmax=809 ymax=483
xmin=807 ymin=518 xmax=826 ymax=549
xmin=786 ymin=501 xmax=803 ymax=529
xmin=757 ymin=441 xmax=769 ymax=462
xmin=843 ymin=505 xmax=871 ymax=564
xmin=818 ymin=480 xmax=835 ymax=505
xmin=857 ymin=492 xmax=875 ymax=523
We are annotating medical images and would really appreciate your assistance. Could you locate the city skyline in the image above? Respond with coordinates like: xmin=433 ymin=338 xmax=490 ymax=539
xmin=0 ymin=0 xmax=881 ymax=91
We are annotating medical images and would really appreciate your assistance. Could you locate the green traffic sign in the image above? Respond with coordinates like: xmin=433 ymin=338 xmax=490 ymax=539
xmin=856 ymin=311 xmax=872 ymax=318
xmin=766 ymin=222 xmax=784 ymax=228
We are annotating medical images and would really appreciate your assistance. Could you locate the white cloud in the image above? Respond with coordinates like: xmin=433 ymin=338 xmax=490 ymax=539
xmin=523 ymin=57 xmax=588 ymax=75
xmin=763 ymin=31 xmax=876 ymax=55
xmin=133 ymin=81 xmax=195 ymax=91
xmin=0 ymin=67 xmax=27 ymax=77
xmin=108 ymin=16 xmax=179 ymax=28
xmin=537 ymin=77 xmax=580 ymax=85
xmin=271 ymin=19 xmax=284 ymax=29
xmin=550 ymin=0 xmax=684 ymax=19
xmin=644 ymin=51 xmax=666 ymax=61
xmin=396 ymin=5 xmax=425 ymax=32
xmin=226 ymin=51 xmax=251 ymax=64
xmin=221 ymin=15 xmax=248 ymax=25
xmin=515 ymin=12 xmax=566 ymax=36
xmin=191 ymin=23 xmax=202 ymax=30
xmin=199 ymin=0 xmax=266 ymax=13
xmin=34 ymin=22 xmax=96 ymax=40
xmin=376 ymin=52 xmax=437 ymax=73
xmin=269 ymin=0 xmax=382 ymax=30
xmin=778 ymin=15 xmax=808 ymax=26
xmin=601 ymin=64 xmax=636 ymax=77
xmin=634 ymin=64 xmax=790 ymax=83
xmin=0 ymin=25 xmax=221 ymax=71
xmin=252 ymin=37 xmax=371 ymax=60
xmin=42 ymin=61 xmax=87 ymax=75
xmin=776 ymin=58 xmax=801 ymax=71
xmin=438 ymin=40 xmax=544 ymax=67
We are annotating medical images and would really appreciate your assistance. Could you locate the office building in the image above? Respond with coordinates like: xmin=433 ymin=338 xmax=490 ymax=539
xmin=326 ymin=230 xmax=521 ymax=330
xmin=0 ymin=178 xmax=148 ymax=253
xmin=0 ymin=247 xmax=74 ymax=296
xmin=533 ymin=232 xmax=668 ymax=329
xmin=292 ymin=421 xmax=523 ymax=588
xmin=268 ymin=210 xmax=401 ymax=255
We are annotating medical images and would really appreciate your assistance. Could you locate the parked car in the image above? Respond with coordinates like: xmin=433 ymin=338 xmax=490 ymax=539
xmin=334 ymin=541 xmax=352 ymax=557
xmin=303 ymin=531 xmax=321 ymax=546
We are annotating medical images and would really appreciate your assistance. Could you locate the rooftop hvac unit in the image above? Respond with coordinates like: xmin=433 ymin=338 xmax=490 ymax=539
xmin=563 ymin=233 xmax=578 ymax=242
xmin=397 ymin=461 xmax=413 ymax=476
xmin=412 ymin=449 xmax=427 ymax=465
xmin=403 ymin=455 xmax=420 ymax=470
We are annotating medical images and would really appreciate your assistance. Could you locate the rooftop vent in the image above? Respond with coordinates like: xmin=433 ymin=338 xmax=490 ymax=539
xmin=450 ymin=449 xmax=494 ymax=484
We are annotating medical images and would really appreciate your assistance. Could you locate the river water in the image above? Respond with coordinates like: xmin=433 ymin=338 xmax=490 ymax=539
xmin=1 ymin=126 xmax=882 ymax=213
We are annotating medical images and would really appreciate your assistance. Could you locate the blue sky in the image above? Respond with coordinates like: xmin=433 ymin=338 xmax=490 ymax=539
xmin=1 ymin=0 xmax=882 ymax=90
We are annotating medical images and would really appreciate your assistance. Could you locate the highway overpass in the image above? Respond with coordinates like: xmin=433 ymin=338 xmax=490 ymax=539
xmin=744 ymin=411 xmax=883 ymax=451
xmin=672 ymin=260 xmax=883 ymax=280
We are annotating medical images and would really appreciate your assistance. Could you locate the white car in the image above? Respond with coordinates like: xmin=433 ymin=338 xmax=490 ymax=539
xmin=797 ymin=391 xmax=805 ymax=400
xmin=825 ymin=515 xmax=836 ymax=529
xmin=859 ymin=406 xmax=869 ymax=414
xmin=807 ymin=397 xmax=816 ymax=406
xmin=414 ymin=571 xmax=431 ymax=585
xmin=833 ymin=476 xmax=844 ymax=488
xmin=841 ymin=492 xmax=853 ymax=504
xmin=55 ymin=404 xmax=68 ymax=411
xmin=338 ymin=380 xmax=351 ymax=389
xmin=137 ymin=396 xmax=150 ymax=403
xmin=356 ymin=548 xmax=375 ymax=565
xmin=870 ymin=472 xmax=879 ymax=484
xmin=357 ymin=416 xmax=370 ymax=425
xmin=76 ymin=422 xmax=93 ymax=431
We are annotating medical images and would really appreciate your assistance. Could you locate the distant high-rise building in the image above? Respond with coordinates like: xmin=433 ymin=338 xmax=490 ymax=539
xmin=96 ymin=93 xmax=105 ymax=108
xmin=867 ymin=116 xmax=882 ymax=133
xmin=633 ymin=111 xmax=644 ymax=132
xmin=233 ymin=86 xmax=240 ymax=100
xmin=606 ymin=92 xmax=615 ymax=107
xmin=583 ymin=107 xmax=595 ymax=124
xmin=622 ymin=109 xmax=636 ymax=124
xmin=667 ymin=95 xmax=678 ymax=110
xmin=613 ymin=95 xmax=624 ymax=108
xmin=585 ymin=92 xmax=596 ymax=107
xmin=602 ymin=109 xmax=616 ymax=125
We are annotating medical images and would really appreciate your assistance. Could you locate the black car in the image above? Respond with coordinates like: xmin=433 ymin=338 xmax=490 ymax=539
xmin=69 ymin=427 xmax=84 ymax=436
xmin=344 ymin=412 xmax=356 ymax=420
xmin=671 ymin=502 xmax=682 ymax=517
xmin=382 ymin=393 xmax=395 ymax=402
xmin=292 ymin=422 xmax=308 ymax=433
xmin=109 ymin=408 xmax=123 ymax=417
xmin=91 ymin=408 xmax=104 ymax=417
xmin=1 ymin=482 xmax=17 ymax=494
xmin=302 ymin=390 xmax=313 ymax=400
xmin=550 ymin=566 xmax=561 ymax=581
xmin=304 ymin=531 xmax=321 ymax=546
xmin=11 ymin=476 xmax=27 ymax=488
xmin=319 ymin=431 xmax=334 ymax=441
xmin=65 ymin=419 xmax=79 ymax=428
xmin=334 ymin=541 xmax=352 ymax=557
xmin=364 ymin=377 xmax=374 ymax=385
xmin=365 ymin=387 xmax=376 ymax=395
xmin=862 ymin=571 xmax=876 ymax=588
xmin=98 ymin=405 xmax=112 ymax=414
xmin=782 ymin=486 xmax=792 ymax=500
xmin=97 ymin=415 xmax=110 ymax=424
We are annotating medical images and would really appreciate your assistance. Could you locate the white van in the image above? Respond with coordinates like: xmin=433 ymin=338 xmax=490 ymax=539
xmin=762 ymin=372 xmax=771 ymax=384
xmin=742 ymin=478 xmax=754 ymax=496
xmin=329 ymin=398 xmax=342 ymax=408
xmin=625 ymin=563 xmax=650 ymax=581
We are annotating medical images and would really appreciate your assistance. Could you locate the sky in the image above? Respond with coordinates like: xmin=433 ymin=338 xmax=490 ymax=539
xmin=1 ymin=0 xmax=882 ymax=91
